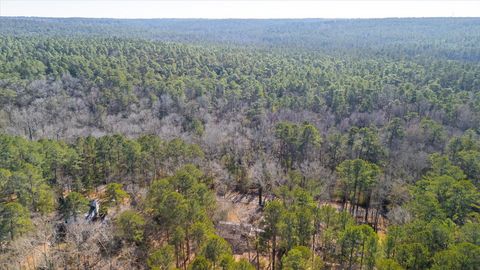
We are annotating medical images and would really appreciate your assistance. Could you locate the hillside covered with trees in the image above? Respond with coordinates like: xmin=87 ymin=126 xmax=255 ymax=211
xmin=0 ymin=18 xmax=479 ymax=269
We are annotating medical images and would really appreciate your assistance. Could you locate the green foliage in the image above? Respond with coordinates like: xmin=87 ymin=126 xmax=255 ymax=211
xmin=36 ymin=184 xmax=56 ymax=214
xmin=459 ymin=222 xmax=480 ymax=245
xmin=219 ymin=253 xmax=235 ymax=270
xmin=427 ymin=153 xmax=466 ymax=181
xmin=156 ymin=191 xmax=188 ymax=230
xmin=262 ymin=190 xmax=372 ymax=269
xmin=339 ymin=224 xmax=378 ymax=270
xmin=275 ymin=122 xmax=321 ymax=170
xmin=62 ymin=191 xmax=88 ymax=221
xmin=282 ymin=246 xmax=322 ymax=270
xmin=0 ymin=169 xmax=11 ymax=195
xmin=386 ymin=118 xmax=406 ymax=147
xmin=0 ymin=133 xmax=203 ymax=203
xmin=456 ymin=150 xmax=480 ymax=185
xmin=346 ymin=127 xmax=385 ymax=164
xmin=183 ymin=117 xmax=205 ymax=136
xmin=0 ymin=202 xmax=32 ymax=241
xmin=262 ymin=200 xmax=285 ymax=241
xmin=395 ymin=243 xmax=430 ymax=270
xmin=190 ymin=222 xmax=215 ymax=253
xmin=410 ymin=175 xmax=479 ymax=224
xmin=384 ymin=218 xmax=463 ymax=269
xmin=115 ymin=210 xmax=145 ymax=244
xmin=431 ymin=243 xmax=480 ymax=270
xmin=145 ymin=165 xmax=223 ymax=270
xmin=189 ymin=256 xmax=210 ymax=270
xmin=0 ymin=88 xmax=16 ymax=104
xmin=201 ymin=234 xmax=232 ymax=267
xmin=169 ymin=164 xmax=204 ymax=196
xmin=261 ymin=199 xmax=285 ymax=270
xmin=105 ymin=182 xmax=129 ymax=205
xmin=384 ymin=225 xmax=405 ymax=259
xmin=325 ymin=132 xmax=347 ymax=169
xmin=146 ymin=164 xmax=214 ymax=234
xmin=420 ymin=118 xmax=446 ymax=149
xmin=148 ymin=244 xmax=175 ymax=270
xmin=233 ymin=259 xmax=256 ymax=270
xmin=337 ymin=159 xmax=380 ymax=216
xmin=376 ymin=258 xmax=404 ymax=270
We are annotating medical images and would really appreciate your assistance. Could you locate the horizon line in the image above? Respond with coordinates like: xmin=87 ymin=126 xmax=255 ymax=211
xmin=3 ymin=15 xmax=480 ymax=20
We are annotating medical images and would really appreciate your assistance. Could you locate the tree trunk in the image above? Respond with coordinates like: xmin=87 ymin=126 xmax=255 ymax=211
xmin=348 ymin=246 xmax=355 ymax=270
xmin=256 ymin=234 xmax=260 ymax=270
xmin=272 ymin=236 xmax=277 ymax=270
xmin=312 ymin=233 xmax=316 ymax=265
xmin=182 ymin=242 xmax=187 ymax=270
xmin=185 ymin=231 xmax=191 ymax=264
xmin=359 ymin=239 xmax=366 ymax=270
xmin=175 ymin=245 xmax=179 ymax=269
xmin=258 ymin=186 xmax=263 ymax=206
xmin=374 ymin=208 xmax=380 ymax=231
xmin=364 ymin=202 xmax=370 ymax=224
xmin=341 ymin=187 xmax=349 ymax=211
xmin=350 ymin=180 xmax=358 ymax=215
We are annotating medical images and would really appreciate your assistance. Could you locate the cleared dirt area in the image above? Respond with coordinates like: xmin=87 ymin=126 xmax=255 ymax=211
xmin=216 ymin=192 xmax=262 ymax=224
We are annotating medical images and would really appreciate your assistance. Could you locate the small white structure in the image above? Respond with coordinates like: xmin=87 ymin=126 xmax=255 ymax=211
xmin=86 ymin=199 xmax=100 ymax=221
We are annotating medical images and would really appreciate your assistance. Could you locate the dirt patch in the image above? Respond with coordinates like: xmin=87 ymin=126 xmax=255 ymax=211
xmin=216 ymin=192 xmax=262 ymax=224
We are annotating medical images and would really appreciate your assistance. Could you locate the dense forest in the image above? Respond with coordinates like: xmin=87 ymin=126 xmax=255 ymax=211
xmin=0 ymin=17 xmax=479 ymax=270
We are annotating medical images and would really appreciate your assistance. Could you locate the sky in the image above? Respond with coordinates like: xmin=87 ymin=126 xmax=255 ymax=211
xmin=1 ymin=0 xmax=479 ymax=19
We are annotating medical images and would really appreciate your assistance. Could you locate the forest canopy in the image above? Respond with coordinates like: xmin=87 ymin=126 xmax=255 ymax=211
xmin=0 ymin=17 xmax=479 ymax=269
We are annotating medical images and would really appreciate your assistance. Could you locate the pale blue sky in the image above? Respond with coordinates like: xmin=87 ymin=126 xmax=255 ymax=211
xmin=1 ymin=1 xmax=479 ymax=19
